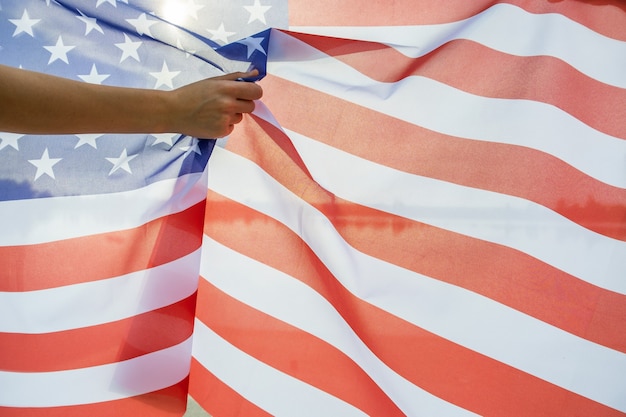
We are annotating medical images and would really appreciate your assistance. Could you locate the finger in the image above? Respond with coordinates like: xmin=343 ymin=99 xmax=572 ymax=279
xmin=232 ymin=82 xmax=263 ymax=101
xmin=232 ymin=98 xmax=256 ymax=114
xmin=215 ymin=69 xmax=259 ymax=81
xmin=237 ymin=69 xmax=259 ymax=79
xmin=231 ymin=113 xmax=244 ymax=125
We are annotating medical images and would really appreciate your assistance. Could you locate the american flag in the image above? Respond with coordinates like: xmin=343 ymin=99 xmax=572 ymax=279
xmin=0 ymin=1 xmax=269 ymax=416
xmin=2 ymin=1 xmax=626 ymax=417
xmin=193 ymin=2 xmax=626 ymax=417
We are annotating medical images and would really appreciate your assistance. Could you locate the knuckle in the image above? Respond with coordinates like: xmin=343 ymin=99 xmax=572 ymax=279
xmin=218 ymin=96 xmax=235 ymax=111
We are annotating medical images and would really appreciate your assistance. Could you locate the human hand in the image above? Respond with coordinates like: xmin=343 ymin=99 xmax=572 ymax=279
xmin=167 ymin=69 xmax=263 ymax=138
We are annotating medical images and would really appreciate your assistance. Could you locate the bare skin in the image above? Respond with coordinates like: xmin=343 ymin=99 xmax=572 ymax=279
xmin=0 ymin=64 xmax=263 ymax=138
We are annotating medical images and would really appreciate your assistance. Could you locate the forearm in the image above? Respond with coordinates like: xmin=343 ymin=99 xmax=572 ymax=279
xmin=0 ymin=64 xmax=173 ymax=135
xmin=0 ymin=65 xmax=262 ymax=138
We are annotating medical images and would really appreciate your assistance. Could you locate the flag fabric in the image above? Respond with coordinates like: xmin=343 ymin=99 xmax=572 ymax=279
xmin=0 ymin=1 xmax=266 ymax=416
xmin=190 ymin=1 xmax=626 ymax=417
xmin=1 ymin=1 xmax=626 ymax=417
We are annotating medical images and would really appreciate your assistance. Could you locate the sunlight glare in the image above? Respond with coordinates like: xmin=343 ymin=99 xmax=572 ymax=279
xmin=161 ymin=1 xmax=189 ymax=26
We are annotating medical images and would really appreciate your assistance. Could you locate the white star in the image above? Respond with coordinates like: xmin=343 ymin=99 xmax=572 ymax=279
xmin=78 ymin=64 xmax=110 ymax=84
xmin=151 ymin=133 xmax=179 ymax=147
xmin=0 ymin=133 xmax=23 ymax=151
xmin=127 ymin=13 xmax=158 ymax=37
xmin=115 ymin=33 xmax=142 ymax=63
xmin=28 ymin=148 xmax=62 ymax=180
xmin=176 ymin=38 xmax=196 ymax=58
xmin=96 ymin=0 xmax=128 ymax=7
xmin=106 ymin=148 xmax=138 ymax=175
xmin=44 ymin=36 xmax=76 ymax=64
xmin=150 ymin=61 xmax=180 ymax=89
xmin=183 ymin=0 xmax=205 ymax=19
xmin=9 ymin=10 xmax=41 ymax=37
xmin=207 ymin=23 xmax=235 ymax=44
xmin=74 ymin=134 xmax=103 ymax=149
xmin=179 ymin=138 xmax=202 ymax=155
xmin=76 ymin=11 xmax=104 ymax=35
xmin=244 ymin=0 xmax=271 ymax=25
xmin=238 ymin=36 xmax=266 ymax=58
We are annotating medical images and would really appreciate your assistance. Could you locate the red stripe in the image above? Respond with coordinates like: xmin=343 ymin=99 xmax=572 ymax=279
xmin=289 ymin=0 xmax=496 ymax=26
xmin=259 ymin=74 xmax=626 ymax=242
xmin=0 ymin=294 xmax=196 ymax=372
xmin=285 ymin=32 xmax=626 ymax=140
xmin=195 ymin=276 xmax=406 ymax=417
xmin=204 ymin=190 xmax=625 ymax=417
xmin=0 ymin=378 xmax=188 ymax=417
xmin=224 ymin=116 xmax=626 ymax=354
xmin=189 ymin=358 xmax=272 ymax=417
xmin=517 ymin=0 xmax=626 ymax=42
xmin=0 ymin=201 xmax=205 ymax=292
xmin=288 ymin=0 xmax=626 ymax=42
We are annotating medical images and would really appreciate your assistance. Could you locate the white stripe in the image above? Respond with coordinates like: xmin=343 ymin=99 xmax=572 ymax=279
xmin=0 ymin=337 xmax=192 ymax=407
xmin=192 ymin=320 xmax=370 ymax=417
xmin=242 ymin=104 xmax=626 ymax=295
xmin=289 ymin=3 xmax=626 ymax=88
xmin=199 ymin=236 xmax=478 ymax=417
xmin=0 ymin=170 xmax=207 ymax=246
xmin=267 ymin=29 xmax=626 ymax=189
xmin=0 ymin=249 xmax=200 ymax=333
xmin=285 ymin=129 xmax=626 ymax=296
xmin=207 ymin=146 xmax=626 ymax=412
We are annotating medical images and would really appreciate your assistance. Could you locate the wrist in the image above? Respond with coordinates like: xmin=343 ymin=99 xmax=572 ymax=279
xmin=141 ymin=89 xmax=177 ymax=134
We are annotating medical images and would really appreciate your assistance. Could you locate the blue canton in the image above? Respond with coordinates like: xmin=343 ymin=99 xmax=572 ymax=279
xmin=0 ymin=0 xmax=282 ymax=201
